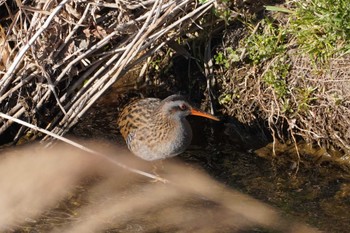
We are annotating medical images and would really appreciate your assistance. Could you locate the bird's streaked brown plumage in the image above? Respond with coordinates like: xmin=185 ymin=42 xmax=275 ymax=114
xmin=117 ymin=95 xmax=219 ymax=161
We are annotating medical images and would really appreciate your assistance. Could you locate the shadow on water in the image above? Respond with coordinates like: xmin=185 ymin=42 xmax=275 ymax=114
xmin=187 ymin=120 xmax=350 ymax=233
xmin=68 ymin=95 xmax=350 ymax=233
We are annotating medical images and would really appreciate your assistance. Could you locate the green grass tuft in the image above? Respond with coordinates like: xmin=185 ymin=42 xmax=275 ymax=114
xmin=245 ymin=19 xmax=288 ymax=64
xmin=290 ymin=0 xmax=350 ymax=62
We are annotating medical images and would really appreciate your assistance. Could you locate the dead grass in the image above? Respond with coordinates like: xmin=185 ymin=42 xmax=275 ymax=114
xmin=0 ymin=0 xmax=215 ymax=144
xmin=215 ymin=1 xmax=350 ymax=164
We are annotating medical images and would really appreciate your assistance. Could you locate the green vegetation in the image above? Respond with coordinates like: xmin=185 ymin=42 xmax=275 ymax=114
xmin=290 ymin=0 xmax=350 ymax=62
xmin=214 ymin=47 xmax=240 ymax=69
xmin=262 ymin=58 xmax=290 ymax=99
xmin=216 ymin=0 xmax=350 ymax=64
xmin=245 ymin=19 xmax=287 ymax=64
xmin=214 ymin=0 xmax=350 ymax=156
xmin=294 ymin=86 xmax=318 ymax=113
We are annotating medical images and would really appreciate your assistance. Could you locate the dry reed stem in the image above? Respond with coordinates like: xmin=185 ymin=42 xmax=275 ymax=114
xmin=0 ymin=0 xmax=215 ymax=143
xmin=0 ymin=0 xmax=70 ymax=94
xmin=0 ymin=112 xmax=167 ymax=182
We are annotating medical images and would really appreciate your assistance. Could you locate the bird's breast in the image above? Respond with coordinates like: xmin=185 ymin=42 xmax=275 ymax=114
xmin=126 ymin=119 xmax=192 ymax=161
xmin=161 ymin=119 xmax=193 ymax=156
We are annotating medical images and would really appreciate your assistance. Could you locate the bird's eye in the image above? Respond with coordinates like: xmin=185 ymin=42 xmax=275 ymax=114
xmin=179 ymin=104 xmax=187 ymax=111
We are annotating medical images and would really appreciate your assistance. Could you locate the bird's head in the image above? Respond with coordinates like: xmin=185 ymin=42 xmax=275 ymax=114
xmin=158 ymin=95 xmax=220 ymax=121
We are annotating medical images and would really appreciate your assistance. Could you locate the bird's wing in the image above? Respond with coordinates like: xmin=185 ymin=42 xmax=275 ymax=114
xmin=117 ymin=98 xmax=161 ymax=139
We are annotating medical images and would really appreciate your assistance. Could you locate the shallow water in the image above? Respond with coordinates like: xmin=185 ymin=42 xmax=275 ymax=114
xmin=70 ymin=98 xmax=350 ymax=233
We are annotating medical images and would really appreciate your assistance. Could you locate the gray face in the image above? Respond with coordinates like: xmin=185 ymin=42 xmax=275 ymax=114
xmin=161 ymin=100 xmax=192 ymax=120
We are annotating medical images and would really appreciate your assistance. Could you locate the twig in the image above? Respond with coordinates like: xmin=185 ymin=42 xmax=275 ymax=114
xmin=46 ymin=0 xmax=169 ymax=137
xmin=0 ymin=0 xmax=71 ymax=95
xmin=0 ymin=112 xmax=169 ymax=183
xmin=53 ymin=2 xmax=91 ymax=59
xmin=1 ymin=0 xmax=217 ymax=147
xmin=0 ymin=87 xmax=52 ymax=134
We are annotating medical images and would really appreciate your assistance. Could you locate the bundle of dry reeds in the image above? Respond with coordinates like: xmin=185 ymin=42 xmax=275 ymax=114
xmin=0 ymin=0 xmax=215 ymax=143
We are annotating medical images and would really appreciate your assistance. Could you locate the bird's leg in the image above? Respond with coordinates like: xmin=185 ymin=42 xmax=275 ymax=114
xmin=151 ymin=160 xmax=164 ymax=175
xmin=150 ymin=160 xmax=165 ymax=183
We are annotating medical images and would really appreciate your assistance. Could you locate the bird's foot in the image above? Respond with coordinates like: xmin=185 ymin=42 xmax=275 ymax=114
xmin=150 ymin=161 xmax=168 ymax=183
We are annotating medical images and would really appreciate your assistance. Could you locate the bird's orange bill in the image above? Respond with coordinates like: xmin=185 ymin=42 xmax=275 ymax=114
xmin=190 ymin=109 xmax=220 ymax=121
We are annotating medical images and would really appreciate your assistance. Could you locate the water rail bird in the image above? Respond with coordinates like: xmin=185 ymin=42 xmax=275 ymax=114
xmin=117 ymin=94 xmax=219 ymax=161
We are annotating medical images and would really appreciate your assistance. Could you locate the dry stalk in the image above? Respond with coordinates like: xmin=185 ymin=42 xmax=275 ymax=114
xmin=0 ymin=0 xmax=70 ymax=95
xmin=0 ymin=112 xmax=168 ymax=183
xmin=0 ymin=0 xmax=215 ymax=143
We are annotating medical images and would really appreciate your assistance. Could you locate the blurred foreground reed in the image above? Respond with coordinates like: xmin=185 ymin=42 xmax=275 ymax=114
xmin=0 ymin=141 xmax=321 ymax=233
